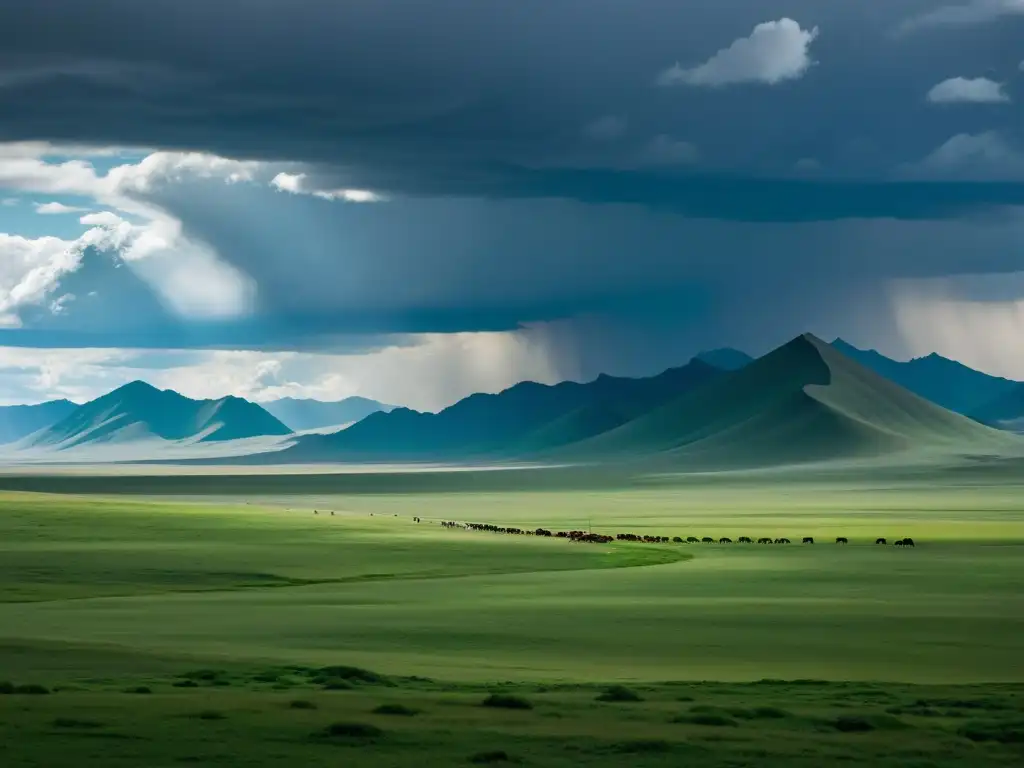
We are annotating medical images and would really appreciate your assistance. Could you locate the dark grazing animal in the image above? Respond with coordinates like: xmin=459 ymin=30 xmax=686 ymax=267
xmin=718 ymin=537 xmax=733 ymax=544
xmin=835 ymin=537 xmax=848 ymax=544
xmin=875 ymin=538 xmax=886 ymax=545
xmin=802 ymin=537 xmax=814 ymax=544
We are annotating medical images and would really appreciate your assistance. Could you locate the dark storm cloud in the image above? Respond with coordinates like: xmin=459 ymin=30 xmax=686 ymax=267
xmin=1 ymin=0 xmax=1021 ymax=220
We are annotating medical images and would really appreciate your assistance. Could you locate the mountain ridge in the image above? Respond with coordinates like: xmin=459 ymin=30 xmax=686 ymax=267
xmin=830 ymin=338 xmax=1017 ymax=415
xmin=30 ymin=380 xmax=292 ymax=450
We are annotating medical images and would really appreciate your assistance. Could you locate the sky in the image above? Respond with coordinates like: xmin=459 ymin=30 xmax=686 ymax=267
xmin=0 ymin=1 xmax=1022 ymax=409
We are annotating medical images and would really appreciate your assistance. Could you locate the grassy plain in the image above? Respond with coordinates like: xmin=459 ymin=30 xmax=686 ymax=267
xmin=1 ymin=464 xmax=1023 ymax=766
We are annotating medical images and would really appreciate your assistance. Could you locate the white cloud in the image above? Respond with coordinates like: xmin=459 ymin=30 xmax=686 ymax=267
xmin=0 ymin=232 xmax=84 ymax=326
xmin=270 ymin=171 xmax=385 ymax=202
xmin=35 ymin=201 xmax=89 ymax=215
xmin=901 ymin=131 xmax=1024 ymax=180
xmin=927 ymin=77 xmax=1010 ymax=104
xmin=657 ymin=19 xmax=819 ymax=87
xmin=898 ymin=0 xmax=1024 ymax=32
xmin=583 ymin=115 xmax=628 ymax=141
xmin=639 ymin=135 xmax=699 ymax=166
xmin=0 ymin=325 xmax=566 ymax=411
xmin=0 ymin=144 xmax=264 ymax=323
xmin=1 ymin=198 xmax=18 ymax=206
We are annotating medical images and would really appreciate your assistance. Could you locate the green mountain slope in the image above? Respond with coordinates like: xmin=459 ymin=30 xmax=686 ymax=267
xmin=0 ymin=400 xmax=79 ymax=444
xmin=262 ymin=396 xmax=395 ymax=431
xmin=830 ymin=339 xmax=1016 ymax=415
xmin=30 ymin=381 xmax=292 ymax=450
xmin=548 ymin=334 xmax=1017 ymax=468
xmin=279 ymin=359 xmax=724 ymax=461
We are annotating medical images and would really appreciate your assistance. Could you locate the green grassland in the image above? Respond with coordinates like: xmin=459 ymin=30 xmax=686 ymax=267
xmin=1 ymin=468 xmax=1023 ymax=766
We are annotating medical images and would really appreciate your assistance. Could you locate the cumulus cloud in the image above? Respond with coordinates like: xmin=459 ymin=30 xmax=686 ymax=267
xmin=34 ymin=201 xmax=89 ymax=215
xmin=0 ymin=144 xmax=259 ymax=324
xmin=927 ymin=77 xmax=1010 ymax=103
xmin=0 ymin=232 xmax=83 ymax=326
xmin=898 ymin=0 xmax=1024 ymax=32
xmin=583 ymin=115 xmax=627 ymax=141
xmin=902 ymin=131 xmax=1024 ymax=180
xmin=657 ymin=19 xmax=819 ymax=87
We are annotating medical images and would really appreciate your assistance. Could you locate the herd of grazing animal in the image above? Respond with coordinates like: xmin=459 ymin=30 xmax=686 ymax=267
xmin=435 ymin=520 xmax=917 ymax=547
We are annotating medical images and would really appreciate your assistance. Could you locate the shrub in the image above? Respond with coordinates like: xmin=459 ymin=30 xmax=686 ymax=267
xmin=958 ymin=721 xmax=1024 ymax=744
xmin=481 ymin=694 xmax=532 ymax=710
xmin=192 ymin=710 xmax=226 ymax=721
xmin=317 ymin=665 xmax=390 ymax=685
xmin=323 ymin=721 xmax=384 ymax=739
xmin=612 ymin=739 xmax=673 ymax=753
xmin=672 ymin=712 xmax=738 ymax=727
xmin=181 ymin=669 xmax=222 ymax=682
xmin=832 ymin=715 xmax=907 ymax=733
xmin=52 ymin=717 xmax=103 ymax=729
xmin=751 ymin=706 xmax=790 ymax=719
xmin=289 ymin=699 xmax=317 ymax=710
xmin=172 ymin=680 xmax=199 ymax=689
xmin=372 ymin=703 xmax=420 ymax=716
xmin=596 ymin=685 xmax=643 ymax=703
xmin=12 ymin=684 xmax=49 ymax=695
xmin=321 ymin=678 xmax=355 ymax=691
xmin=468 ymin=750 xmax=513 ymax=763
xmin=124 ymin=686 xmax=152 ymax=694
xmin=0 ymin=681 xmax=14 ymax=694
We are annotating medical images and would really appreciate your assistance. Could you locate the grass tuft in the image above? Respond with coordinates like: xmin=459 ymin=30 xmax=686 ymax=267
xmin=11 ymin=683 xmax=50 ymax=695
xmin=468 ymin=750 xmax=515 ymax=763
xmin=317 ymin=665 xmax=390 ymax=685
xmin=52 ymin=717 xmax=103 ymax=729
xmin=612 ymin=739 xmax=673 ymax=753
xmin=832 ymin=714 xmax=908 ymax=733
xmin=595 ymin=685 xmax=643 ymax=703
xmin=958 ymin=720 xmax=1024 ymax=744
xmin=322 ymin=721 xmax=384 ymax=739
xmin=481 ymin=694 xmax=533 ymax=710
xmin=372 ymin=703 xmax=420 ymax=716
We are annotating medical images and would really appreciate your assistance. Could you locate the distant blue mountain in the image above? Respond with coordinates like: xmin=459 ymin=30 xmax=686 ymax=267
xmin=830 ymin=339 xmax=1017 ymax=415
xmin=0 ymin=399 xmax=79 ymax=444
xmin=279 ymin=358 xmax=724 ymax=461
xmin=31 ymin=381 xmax=292 ymax=449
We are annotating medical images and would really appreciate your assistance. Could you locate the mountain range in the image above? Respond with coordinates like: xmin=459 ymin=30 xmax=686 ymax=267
xmin=27 ymin=381 xmax=292 ymax=450
xmin=273 ymin=334 xmax=1014 ymax=468
xmin=2 ymin=338 xmax=1023 ymax=460
xmin=279 ymin=358 xmax=724 ymax=462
